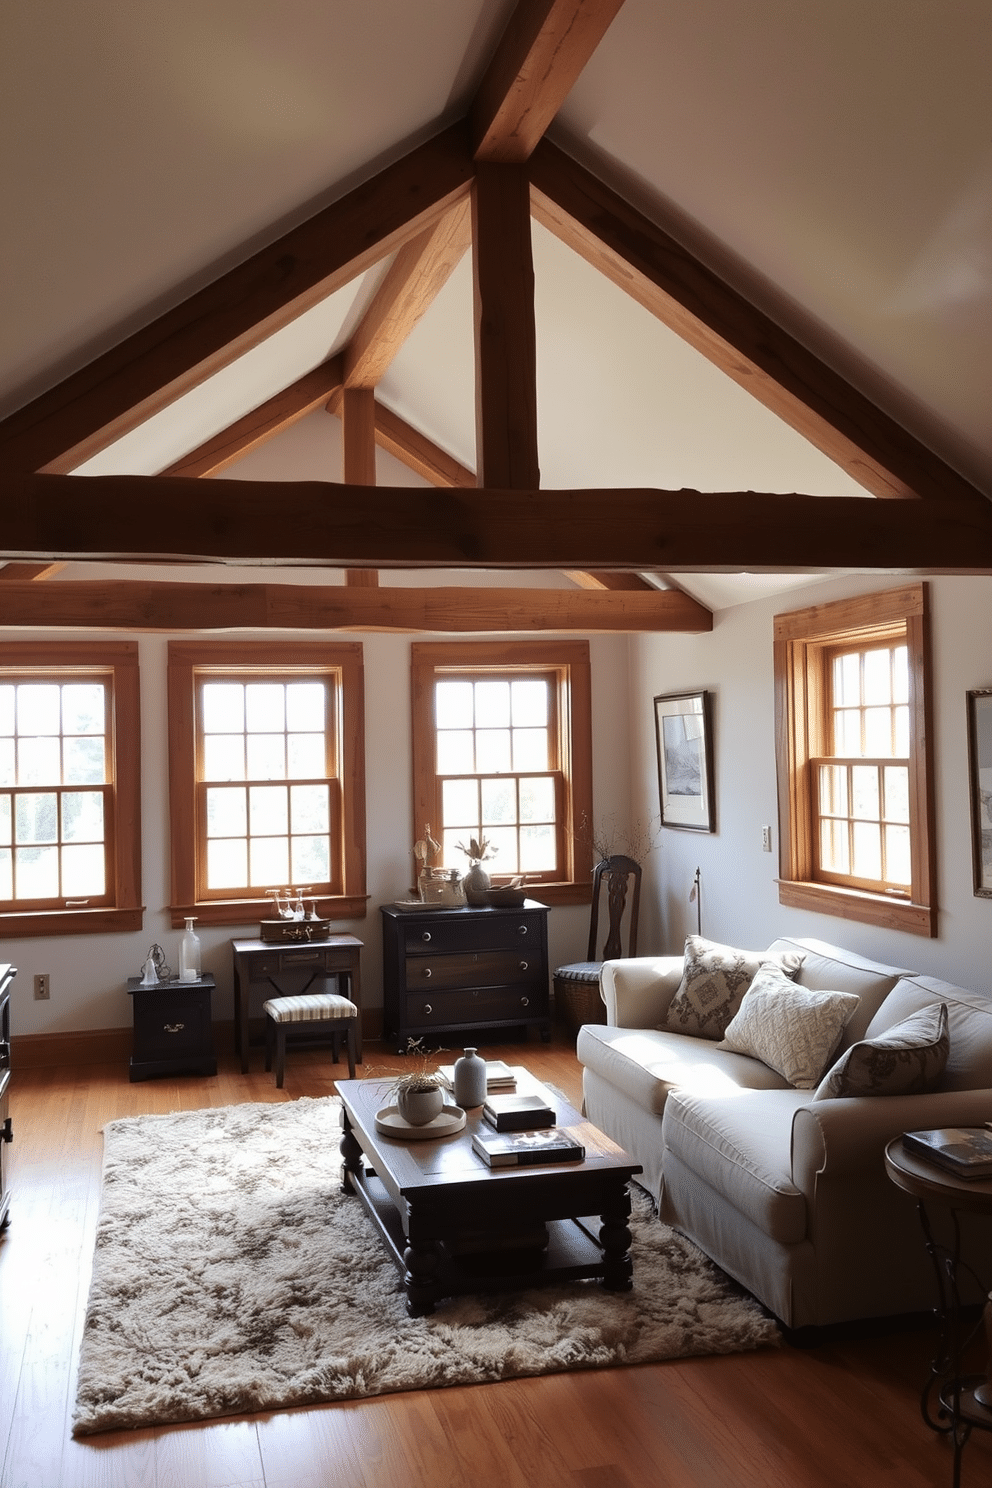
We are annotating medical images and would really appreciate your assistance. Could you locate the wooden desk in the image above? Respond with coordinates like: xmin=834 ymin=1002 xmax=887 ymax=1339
xmin=231 ymin=936 xmax=363 ymax=1073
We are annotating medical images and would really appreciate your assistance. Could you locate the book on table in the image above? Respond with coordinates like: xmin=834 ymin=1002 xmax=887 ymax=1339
xmin=902 ymin=1127 xmax=992 ymax=1179
xmin=482 ymin=1092 xmax=556 ymax=1131
xmin=472 ymin=1127 xmax=585 ymax=1168
xmin=438 ymin=1060 xmax=517 ymax=1093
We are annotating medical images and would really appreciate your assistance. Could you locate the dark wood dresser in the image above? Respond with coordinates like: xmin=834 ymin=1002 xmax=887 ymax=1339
xmin=381 ymin=900 xmax=550 ymax=1052
xmin=0 ymin=963 xmax=14 ymax=1230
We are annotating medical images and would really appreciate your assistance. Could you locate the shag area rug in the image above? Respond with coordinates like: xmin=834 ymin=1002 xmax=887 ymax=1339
xmin=74 ymin=1097 xmax=778 ymax=1435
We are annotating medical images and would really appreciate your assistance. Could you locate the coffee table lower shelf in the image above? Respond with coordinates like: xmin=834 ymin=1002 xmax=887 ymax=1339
xmin=347 ymin=1162 xmax=618 ymax=1313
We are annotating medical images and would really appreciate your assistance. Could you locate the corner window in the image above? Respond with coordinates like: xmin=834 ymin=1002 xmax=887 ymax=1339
xmin=0 ymin=643 xmax=142 ymax=936
xmin=411 ymin=641 xmax=592 ymax=905
xmin=774 ymin=583 xmax=935 ymax=935
xmin=168 ymin=642 xmax=366 ymax=928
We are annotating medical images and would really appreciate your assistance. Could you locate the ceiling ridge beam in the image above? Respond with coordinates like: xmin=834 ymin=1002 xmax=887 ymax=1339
xmin=6 ymin=474 xmax=992 ymax=573
xmin=529 ymin=138 xmax=988 ymax=506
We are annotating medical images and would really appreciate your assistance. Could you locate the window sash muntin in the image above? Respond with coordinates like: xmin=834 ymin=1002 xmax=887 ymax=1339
xmin=812 ymin=757 xmax=911 ymax=894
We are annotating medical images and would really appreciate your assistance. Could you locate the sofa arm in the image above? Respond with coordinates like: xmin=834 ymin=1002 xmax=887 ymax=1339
xmin=600 ymin=956 xmax=684 ymax=1028
xmin=791 ymin=1088 xmax=992 ymax=1195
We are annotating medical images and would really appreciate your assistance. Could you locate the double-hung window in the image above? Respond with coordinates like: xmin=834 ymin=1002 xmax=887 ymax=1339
xmin=168 ymin=642 xmax=366 ymax=927
xmin=411 ymin=641 xmax=592 ymax=905
xmin=774 ymin=583 xmax=935 ymax=935
xmin=0 ymin=642 xmax=141 ymax=935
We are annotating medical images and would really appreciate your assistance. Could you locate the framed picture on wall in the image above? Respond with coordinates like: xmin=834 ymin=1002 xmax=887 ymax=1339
xmin=967 ymin=688 xmax=992 ymax=898
xmin=654 ymin=690 xmax=715 ymax=832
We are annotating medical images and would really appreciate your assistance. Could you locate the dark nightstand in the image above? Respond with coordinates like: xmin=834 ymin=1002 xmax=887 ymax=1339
xmin=127 ymin=974 xmax=217 ymax=1082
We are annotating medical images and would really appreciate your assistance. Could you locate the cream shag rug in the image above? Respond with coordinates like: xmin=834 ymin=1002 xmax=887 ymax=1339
xmin=74 ymin=1097 xmax=778 ymax=1435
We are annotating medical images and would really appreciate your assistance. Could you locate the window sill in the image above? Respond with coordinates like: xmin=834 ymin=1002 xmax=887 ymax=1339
xmin=777 ymin=879 xmax=935 ymax=937
xmin=170 ymin=896 xmax=370 ymax=930
xmin=0 ymin=906 xmax=145 ymax=938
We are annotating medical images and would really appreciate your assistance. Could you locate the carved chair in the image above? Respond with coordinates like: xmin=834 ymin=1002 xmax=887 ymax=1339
xmin=553 ymin=854 xmax=642 ymax=1034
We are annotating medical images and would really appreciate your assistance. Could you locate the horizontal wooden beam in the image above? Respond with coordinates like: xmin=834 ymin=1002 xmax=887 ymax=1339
xmin=5 ymin=474 xmax=992 ymax=572
xmin=0 ymin=580 xmax=712 ymax=634
xmin=0 ymin=123 xmax=475 ymax=476
xmin=529 ymin=139 xmax=988 ymax=506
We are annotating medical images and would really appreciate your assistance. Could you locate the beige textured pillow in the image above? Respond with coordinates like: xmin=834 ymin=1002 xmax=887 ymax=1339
xmin=720 ymin=967 xmax=860 ymax=1089
xmin=813 ymin=1003 xmax=949 ymax=1101
xmin=664 ymin=935 xmax=805 ymax=1041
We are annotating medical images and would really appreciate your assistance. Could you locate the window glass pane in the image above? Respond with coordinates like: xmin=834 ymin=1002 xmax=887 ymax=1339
xmin=885 ymin=824 xmax=911 ymax=885
xmin=884 ymin=765 xmax=910 ymax=824
xmin=62 ymin=843 xmax=105 ymax=897
xmin=291 ymin=835 xmax=330 ymax=883
xmin=16 ymin=793 xmax=57 ymax=844
xmin=0 ymin=741 xmax=13 ymax=787
xmin=437 ymin=730 xmax=474 ymax=774
xmin=19 ymin=737 xmax=60 ymax=786
xmin=0 ymin=796 xmax=9 ymax=845
xmin=852 ymin=821 xmax=882 ymax=880
xmin=520 ymin=776 xmax=555 ymax=823
xmin=520 ymin=823 xmax=555 ymax=872
xmin=62 ymin=683 xmax=105 ymax=735
xmin=203 ymin=683 xmax=244 ymax=733
xmin=62 ymin=791 xmax=104 ymax=843
xmin=250 ymin=836 xmax=288 ymax=887
xmin=287 ymin=734 xmax=324 ymax=779
xmin=511 ymin=680 xmax=548 ymax=727
xmin=820 ymin=818 xmax=849 ymax=874
xmin=476 ymin=729 xmax=511 ymax=773
xmin=481 ymin=777 xmax=515 ymax=826
xmin=892 ymin=646 xmax=909 ymax=704
xmin=204 ymin=735 xmax=245 ymax=782
xmin=206 ymin=837 xmax=246 ymax=889
xmin=247 ymin=734 xmax=286 ymax=781
xmin=0 ymin=687 xmax=13 ymax=735
xmin=290 ymin=784 xmax=329 ymax=834
xmin=818 ymin=764 xmax=847 ymax=817
xmin=436 ymin=680 xmax=473 ymax=730
xmin=246 ymin=683 xmax=285 ymax=733
xmin=17 ymin=684 xmax=60 ymax=736
xmin=864 ymin=707 xmax=893 ymax=756
xmin=442 ymin=778 xmax=478 ymax=827
xmin=249 ymin=785 xmax=288 ymax=836
xmin=894 ymin=705 xmax=910 ymax=757
xmin=863 ymin=649 xmax=892 ymax=704
xmin=512 ymin=727 xmax=548 ymax=771
xmin=484 ymin=825 xmax=515 ymax=871
xmin=443 ymin=827 xmax=473 ymax=865
xmin=206 ymin=786 xmax=246 ymax=838
xmin=15 ymin=844 xmax=59 ymax=898
xmin=286 ymin=683 xmax=324 ymax=732
xmin=834 ymin=653 xmax=860 ymax=708
xmin=835 ymin=710 xmax=861 ymax=756
xmin=852 ymin=765 xmax=879 ymax=822
xmin=0 ymin=848 xmax=10 ymax=899
xmin=63 ymin=735 xmax=105 ymax=785
xmin=475 ymin=681 xmax=510 ymax=728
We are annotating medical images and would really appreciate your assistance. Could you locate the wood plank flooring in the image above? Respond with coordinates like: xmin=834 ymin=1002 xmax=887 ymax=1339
xmin=2 ymin=1035 xmax=991 ymax=1488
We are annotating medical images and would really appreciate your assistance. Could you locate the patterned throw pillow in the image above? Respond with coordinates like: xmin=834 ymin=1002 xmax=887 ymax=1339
xmin=664 ymin=935 xmax=805 ymax=1041
xmin=720 ymin=967 xmax=860 ymax=1089
xmin=813 ymin=1003 xmax=949 ymax=1101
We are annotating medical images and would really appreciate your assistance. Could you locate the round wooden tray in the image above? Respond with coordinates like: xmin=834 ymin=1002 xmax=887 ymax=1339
xmin=375 ymin=1103 xmax=467 ymax=1140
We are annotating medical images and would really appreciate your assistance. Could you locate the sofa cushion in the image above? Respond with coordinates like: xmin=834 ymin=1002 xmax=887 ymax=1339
xmin=576 ymin=1023 xmax=792 ymax=1116
xmin=662 ymin=1088 xmax=811 ymax=1244
xmin=866 ymin=976 xmax=992 ymax=1091
xmin=721 ymin=967 xmax=860 ymax=1089
xmin=768 ymin=936 xmax=910 ymax=1048
xmin=664 ymin=934 xmax=805 ymax=1040
xmin=813 ymin=1002 xmax=949 ymax=1100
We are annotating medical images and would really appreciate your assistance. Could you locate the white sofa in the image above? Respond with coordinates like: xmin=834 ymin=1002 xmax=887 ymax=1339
xmin=577 ymin=936 xmax=992 ymax=1330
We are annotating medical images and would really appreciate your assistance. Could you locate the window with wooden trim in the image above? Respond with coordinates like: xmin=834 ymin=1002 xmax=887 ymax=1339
xmin=774 ymin=583 xmax=936 ymax=936
xmin=168 ymin=642 xmax=366 ymax=928
xmin=0 ymin=642 xmax=142 ymax=936
xmin=411 ymin=641 xmax=592 ymax=906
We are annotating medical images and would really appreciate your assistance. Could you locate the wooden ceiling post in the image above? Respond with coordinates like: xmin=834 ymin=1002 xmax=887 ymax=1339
xmin=341 ymin=387 xmax=379 ymax=587
xmin=472 ymin=163 xmax=540 ymax=490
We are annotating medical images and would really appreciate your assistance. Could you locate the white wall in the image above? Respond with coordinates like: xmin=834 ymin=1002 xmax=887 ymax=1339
xmin=628 ymin=574 xmax=992 ymax=995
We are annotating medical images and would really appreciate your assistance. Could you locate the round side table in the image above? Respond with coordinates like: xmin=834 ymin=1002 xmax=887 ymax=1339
xmin=885 ymin=1139 xmax=992 ymax=1488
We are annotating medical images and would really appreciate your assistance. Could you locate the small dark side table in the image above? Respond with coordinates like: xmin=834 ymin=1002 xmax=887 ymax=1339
xmin=127 ymin=974 xmax=217 ymax=1082
xmin=885 ymin=1139 xmax=992 ymax=1487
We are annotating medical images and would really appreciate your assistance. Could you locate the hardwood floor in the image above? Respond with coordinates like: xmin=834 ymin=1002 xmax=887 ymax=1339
xmin=2 ymin=1034 xmax=991 ymax=1488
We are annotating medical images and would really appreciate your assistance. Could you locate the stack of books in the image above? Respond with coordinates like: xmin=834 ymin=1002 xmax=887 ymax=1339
xmin=471 ymin=1086 xmax=585 ymax=1167
xmin=902 ymin=1126 xmax=992 ymax=1179
xmin=482 ymin=1092 xmax=555 ymax=1131
xmin=439 ymin=1059 xmax=517 ymax=1094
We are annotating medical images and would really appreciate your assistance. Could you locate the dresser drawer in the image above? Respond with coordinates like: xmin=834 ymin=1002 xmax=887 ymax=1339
xmin=404 ymin=984 xmax=543 ymax=1028
xmin=401 ymin=913 xmax=542 ymax=956
xmin=244 ymin=946 xmax=347 ymax=979
xmin=133 ymin=988 xmax=211 ymax=1060
xmin=403 ymin=948 xmax=543 ymax=993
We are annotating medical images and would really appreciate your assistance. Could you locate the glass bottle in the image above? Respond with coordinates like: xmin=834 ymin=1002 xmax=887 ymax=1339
xmin=179 ymin=916 xmax=201 ymax=983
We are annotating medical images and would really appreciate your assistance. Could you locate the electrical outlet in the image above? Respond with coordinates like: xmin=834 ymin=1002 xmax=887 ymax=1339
xmin=761 ymin=825 xmax=772 ymax=853
xmin=34 ymin=973 xmax=50 ymax=1000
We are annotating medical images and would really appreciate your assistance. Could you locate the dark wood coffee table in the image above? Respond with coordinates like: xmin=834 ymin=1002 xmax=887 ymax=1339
xmin=336 ymin=1068 xmax=643 ymax=1315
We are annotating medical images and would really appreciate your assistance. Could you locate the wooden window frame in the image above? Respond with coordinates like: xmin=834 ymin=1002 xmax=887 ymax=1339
xmin=411 ymin=640 xmax=592 ymax=907
xmin=774 ymin=583 xmax=936 ymax=936
xmin=168 ymin=641 xmax=367 ymax=928
xmin=0 ymin=642 xmax=142 ymax=937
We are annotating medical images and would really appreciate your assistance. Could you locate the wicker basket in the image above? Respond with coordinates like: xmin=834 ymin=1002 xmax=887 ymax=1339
xmin=553 ymin=972 xmax=607 ymax=1035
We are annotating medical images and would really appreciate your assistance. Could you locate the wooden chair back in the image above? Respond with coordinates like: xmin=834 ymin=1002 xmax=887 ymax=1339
xmin=586 ymin=854 xmax=641 ymax=963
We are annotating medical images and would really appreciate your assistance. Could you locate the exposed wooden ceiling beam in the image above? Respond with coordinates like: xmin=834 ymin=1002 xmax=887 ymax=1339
xmin=7 ymin=475 xmax=992 ymax=573
xmin=0 ymin=579 xmax=711 ymax=635
xmin=371 ymin=404 xmax=476 ymax=488
xmin=159 ymin=357 xmax=345 ymax=478
xmin=340 ymin=387 xmax=379 ymax=588
xmin=529 ymin=139 xmax=988 ymax=507
xmin=472 ymin=0 xmax=627 ymax=162
xmin=343 ymin=199 xmax=473 ymax=388
xmin=0 ymin=123 xmax=475 ymax=477
xmin=0 ymin=561 xmax=66 ymax=582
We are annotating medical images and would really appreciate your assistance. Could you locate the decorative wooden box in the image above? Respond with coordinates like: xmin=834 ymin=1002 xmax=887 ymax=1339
xmin=259 ymin=918 xmax=332 ymax=944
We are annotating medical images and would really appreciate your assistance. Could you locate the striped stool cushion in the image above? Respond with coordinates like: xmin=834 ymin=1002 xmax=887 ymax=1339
xmin=263 ymin=993 xmax=358 ymax=1023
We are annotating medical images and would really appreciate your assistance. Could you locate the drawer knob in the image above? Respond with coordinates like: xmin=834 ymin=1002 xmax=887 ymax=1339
xmin=422 ymin=967 xmax=432 ymax=979
xmin=520 ymin=996 xmax=530 ymax=1008
xmin=421 ymin=931 xmax=432 ymax=943
xmin=517 ymin=924 xmax=528 ymax=936
xmin=163 ymin=1022 xmax=186 ymax=1034
xmin=519 ymin=960 xmax=529 ymax=972
xmin=423 ymin=1004 xmax=433 ymax=1016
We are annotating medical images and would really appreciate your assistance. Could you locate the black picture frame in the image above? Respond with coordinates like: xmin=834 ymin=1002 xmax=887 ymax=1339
xmin=654 ymin=691 xmax=715 ymax=832
xmin=967 ymin=688 xmax=992 ymax=898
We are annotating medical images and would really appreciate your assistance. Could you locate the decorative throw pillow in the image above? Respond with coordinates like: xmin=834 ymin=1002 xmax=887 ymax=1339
xmin=813 ymin=1002 xmax=949 ymax=1101
xmin=664 ymin=935 xmax=805 ymax=1041
xmin=720 ymin=967 xmax=860 ymax=1089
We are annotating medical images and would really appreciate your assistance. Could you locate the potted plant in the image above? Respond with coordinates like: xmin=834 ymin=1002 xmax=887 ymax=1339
xmin=382 ymin=1040 xmax=449 ymax=1125
xmin=456 ymin=834 xmax=497 ymax=905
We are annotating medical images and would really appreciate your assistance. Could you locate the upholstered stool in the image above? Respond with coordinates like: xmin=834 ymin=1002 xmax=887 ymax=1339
xmin=262 ymin=992 xmax=358 ymax=1088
